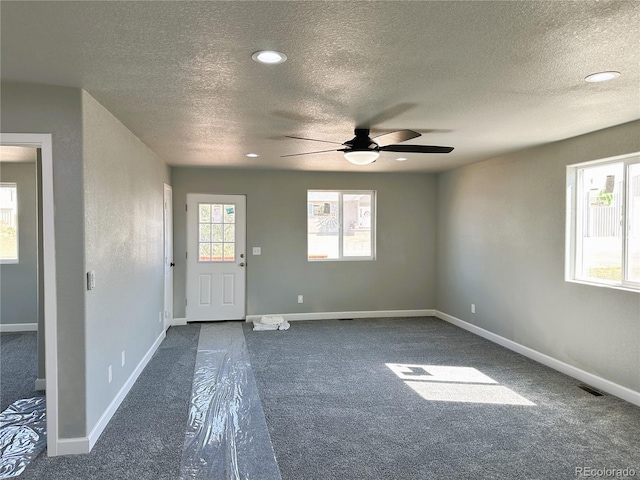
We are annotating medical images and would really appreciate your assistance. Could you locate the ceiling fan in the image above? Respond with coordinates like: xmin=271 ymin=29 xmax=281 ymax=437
xmin=282 ymin=128 xmax=454 ymax=165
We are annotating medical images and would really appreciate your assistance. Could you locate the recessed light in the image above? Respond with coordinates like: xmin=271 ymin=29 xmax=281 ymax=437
xmin=246 ymin=153 xmax=259 ymax=158
xmin=396 ymin=157 xmax=408 ymax=162
xmin=251 ymin=50 xmax=287 ymax=65
xmin=584 ymin=71 xmax=620 ymax=83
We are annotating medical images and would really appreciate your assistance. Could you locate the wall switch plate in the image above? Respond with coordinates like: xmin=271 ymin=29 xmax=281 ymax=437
xmin=298 ymin=295 xmax=303 ymax=304
xmin=87 ymin=271 xmax=96 ymax=290
xmin=252 ymin=247 xmax=261 ymax=255
xmin=108 ymin=365 xmax=112 ymax=384
xmin=159 ymin=312 xmax=162 ymax=323
xmin=471 ymin=304 xmax=476 ymax=314
xmin=121 ymin=351 xmax=125 ymax=367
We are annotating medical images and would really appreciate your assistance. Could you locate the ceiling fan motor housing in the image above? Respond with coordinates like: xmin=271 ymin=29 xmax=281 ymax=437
xmin=345 ymin=129 xmax=378 ymax=151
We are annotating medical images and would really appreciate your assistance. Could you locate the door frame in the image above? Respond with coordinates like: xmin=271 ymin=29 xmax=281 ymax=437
xmin=185 ymin=193 xmax=247 ymax=321
xmin=163 ymin=183 xmax=173 ymax=331
xmin=1 ymin=133 xmax=59 ymax=456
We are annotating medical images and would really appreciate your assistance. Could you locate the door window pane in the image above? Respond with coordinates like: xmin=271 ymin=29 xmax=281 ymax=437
xmin=199 ymin=243 xmax=211 ymax=262
xmin=199 ymin=224 xmax=211 ymax=242
xmin=198 ymin=203 xmax=235 ymax=262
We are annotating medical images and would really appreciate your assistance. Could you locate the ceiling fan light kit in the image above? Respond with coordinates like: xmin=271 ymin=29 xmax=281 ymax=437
xmin=344 ymin=151 xmax=380 ymax=165
xmin=283 ymin=128 xmax=454 ymax=165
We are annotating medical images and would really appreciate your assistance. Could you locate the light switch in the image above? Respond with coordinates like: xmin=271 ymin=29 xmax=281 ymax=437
xmin=252 ymin=247 xmax=261 ymax=255
xmin=87 ymin=271 xmax=96 ymax=290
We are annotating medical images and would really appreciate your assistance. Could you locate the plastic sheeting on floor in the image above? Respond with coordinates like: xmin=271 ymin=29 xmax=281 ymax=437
xmin=179 ymin=322 xmax=282 ymax=480
xmin=0 ymin=396 xmax=46 ymax=479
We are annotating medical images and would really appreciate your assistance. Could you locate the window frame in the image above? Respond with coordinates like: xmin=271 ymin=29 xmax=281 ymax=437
xmin=566 ymin=152 xmax=640 ymax=292
xmin=0 ymin=182 xmax=19 ymax=264
xmin=307 ymin=189 xmax=377 ymax=262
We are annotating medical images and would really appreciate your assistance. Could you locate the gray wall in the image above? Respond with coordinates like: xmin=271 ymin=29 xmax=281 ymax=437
xmin=1 ymin=82 xmax=170 ymax=439
xmin=1 ymin=82 xmax=87 ymax=437
xmin=436 ymin=120 xmax=640 ymax=392
xmin=171 ymin=169 xmax=437 ymax=318
xmin=82 ymin=91 xmax=170 ymax=431
xmin=0 ymin=161 xmax=37 ymax=325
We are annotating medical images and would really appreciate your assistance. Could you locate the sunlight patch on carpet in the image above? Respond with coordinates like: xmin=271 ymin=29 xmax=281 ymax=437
xmin=386 ymin=364 xmax=535 ymax=406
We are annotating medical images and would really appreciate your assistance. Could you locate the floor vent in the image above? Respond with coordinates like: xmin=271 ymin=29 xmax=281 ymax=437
xmin=578 ymin=384 xmax=604 ymax=396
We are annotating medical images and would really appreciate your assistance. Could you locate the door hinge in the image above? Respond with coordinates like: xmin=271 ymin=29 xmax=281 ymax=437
xmin=185 ymin=204 xmax=188 ymax=211
xmin=186 ymin=251 xmax=188 ymax=259
xmin=185 ymin=299 xmax=187 ymax=306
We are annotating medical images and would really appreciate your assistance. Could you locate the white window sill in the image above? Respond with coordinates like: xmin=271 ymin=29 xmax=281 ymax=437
xmin=308 ymin=257 xmax=376 ymax=262
xmin=566 ymin=278 xmax=640 ymax=293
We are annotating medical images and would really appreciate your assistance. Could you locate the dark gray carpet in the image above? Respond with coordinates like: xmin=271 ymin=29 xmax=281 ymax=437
xmin=20 ymin=324 xmax=200 ymax=480
xmin=1 ymin=332 xmax=42 ymax=411
xmin=243 ymin=317 xmax=640 ymax=480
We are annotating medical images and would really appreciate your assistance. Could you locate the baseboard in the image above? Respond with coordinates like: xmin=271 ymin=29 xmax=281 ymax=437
xmin=55 ymin=436 xmax=90 ymax=456
xmin=35 ymin=377 xmax=46 ymax=391
xmin=172 ymin=317 xmax=187 ymax=326
xmin=246 ymin=309 xmax=435 ymax=323
xmin=434 ymin=310 xmax=640 ymax=407
xmin=84 ymin=330 xmax=166 ymax=453
xmin=0 ymin=323 xmax=38 ymax=332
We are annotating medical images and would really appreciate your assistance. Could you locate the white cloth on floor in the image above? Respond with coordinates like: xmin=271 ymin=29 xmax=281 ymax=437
xmin=253 ymin=315 xmax=290 ymax=331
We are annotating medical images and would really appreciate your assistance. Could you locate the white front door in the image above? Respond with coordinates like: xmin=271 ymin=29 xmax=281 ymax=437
xmin=186 ymin=194 xmax=246 ymax=321
xmin=163 ymin=183 xmax=173 ymax=330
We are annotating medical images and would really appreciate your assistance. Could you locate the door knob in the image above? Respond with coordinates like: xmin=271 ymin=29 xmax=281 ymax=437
xmin=239 ymin=262 xmax=245 ymax=267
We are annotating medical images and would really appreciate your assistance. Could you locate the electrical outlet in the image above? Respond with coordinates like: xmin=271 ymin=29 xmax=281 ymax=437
xmin=87 ymin=271 xmax=96 ymax=290
xmin=471 ymin=304 xmax=476 ymax=314
xmin=108 ymin=365 xmax=112 ymax=384
xmin=252 ymin=247 xmax=261 ymax=255
xmin=121 ymin=351 xmax=125 ymax=367
xmin=298 ymin=295 xmax=303 ymax=304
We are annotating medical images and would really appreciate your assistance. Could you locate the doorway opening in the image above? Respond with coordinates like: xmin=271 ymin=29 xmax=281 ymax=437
xmin=0 ymin=133 xmax=59 ymax=457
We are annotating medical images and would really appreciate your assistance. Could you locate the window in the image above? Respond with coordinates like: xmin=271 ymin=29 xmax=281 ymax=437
xmin=198 ymin=203 xmax=236 ymax=262
xmin=0 ymin=183 xmax=18 ymax=263
xmin=566 ymin=153 xmax=639 ymax=291
xmin=307 ymin=190 xmax=376 ymax=261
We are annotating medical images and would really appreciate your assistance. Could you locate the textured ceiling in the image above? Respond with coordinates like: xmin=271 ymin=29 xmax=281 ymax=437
xmin=1 ymin=1 xmax=639 ymax=172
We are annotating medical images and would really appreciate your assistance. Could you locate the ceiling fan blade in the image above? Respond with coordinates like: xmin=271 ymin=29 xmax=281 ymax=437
xmin=371 ymin=129 xmax=421 ymax=147
xmin=379 ymin=144 xmax=454 ymax=154
xmin=281 ymin=148 xmax=345 ymax=158
xmin=285 ymin=135 xmax=344 ymax=145
xmin=357 ymin=103 xmax=417 ymax=129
